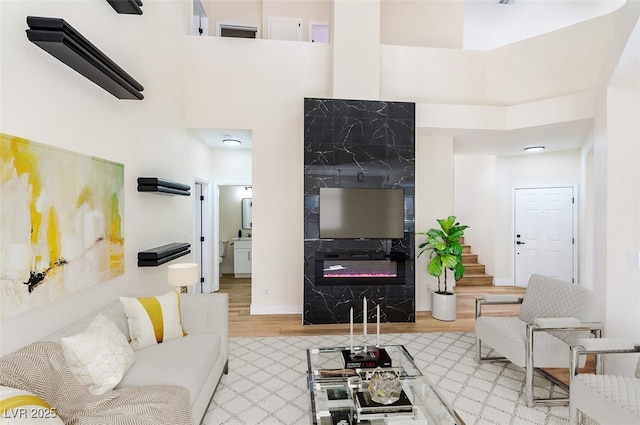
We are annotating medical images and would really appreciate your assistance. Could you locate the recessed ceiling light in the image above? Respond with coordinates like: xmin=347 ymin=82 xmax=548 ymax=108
xmin=222 ymin=138 xmax=241 ymax=146
xmin=524 ymin=145 xmax=545 ymax=153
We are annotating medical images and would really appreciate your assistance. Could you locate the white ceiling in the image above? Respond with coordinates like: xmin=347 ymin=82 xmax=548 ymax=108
xmin=463 ymin=0 xmax=625 ymax=51
xmin=190 ymin=128 xmax=253 ymax=150
xmin=449 ymin=0 xmax=625 ymax=156
xmin=192 ymin=0 xmax=628 ymax=156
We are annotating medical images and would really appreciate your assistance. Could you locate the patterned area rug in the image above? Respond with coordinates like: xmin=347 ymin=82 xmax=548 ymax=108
xmin=202 ymin=332 xmax=570 ymax=425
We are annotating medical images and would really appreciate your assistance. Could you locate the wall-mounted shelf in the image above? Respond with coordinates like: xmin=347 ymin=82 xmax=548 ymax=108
xmin=26 ymin=16 xmax=144 ymax=100
xmin=107 ymin=0 xmax=143 ymax=15
xmin=137 ymin=177 xmax=191 ymax=196
xmin=138 ymin=242 xmax=191 ymax=267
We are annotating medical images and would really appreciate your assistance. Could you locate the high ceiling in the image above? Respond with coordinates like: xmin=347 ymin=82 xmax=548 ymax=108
xmin=463 ymin=0 xmax=625 ymax=51
xmin=194 ymin=0 xmax=630 ymax=156
xmin=451 ymin=0 xmax=627 ymax=156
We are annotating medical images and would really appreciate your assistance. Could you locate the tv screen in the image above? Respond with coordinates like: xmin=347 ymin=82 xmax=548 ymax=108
xmin=319 ymin=188 xmax=405 ymax=239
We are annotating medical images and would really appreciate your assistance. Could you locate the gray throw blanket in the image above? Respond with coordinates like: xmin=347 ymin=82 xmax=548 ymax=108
xmin=0 ymin=341 xmax=194 ymax=425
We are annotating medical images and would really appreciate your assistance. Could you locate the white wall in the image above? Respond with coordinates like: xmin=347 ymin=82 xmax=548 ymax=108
xmin=332 ymin=0 xmax=380 ymax=99
xmin=415 ymin=131 xmax=454 ymax=309
xmin=380 ymin=0 xmax=462 ymax=48
xmin=0 ymin=0 xmax=214 ymax=355
xmin=602 ymin=84 xmax=640 ymax=373
xmin=454 ymin=155 xmax=496 ymax=277
xmin=588 ymin=3 xmax=640 ymax=374
xmin=486 ymin=9 xmax=621 ymax=105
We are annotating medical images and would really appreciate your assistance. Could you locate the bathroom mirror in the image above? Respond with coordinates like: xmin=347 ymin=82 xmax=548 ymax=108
xmin=242 ymin=198 xmax=252 ymax=229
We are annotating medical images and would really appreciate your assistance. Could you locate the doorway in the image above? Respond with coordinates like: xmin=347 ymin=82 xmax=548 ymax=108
xmin=215 ymin=183 xmax=252 ymax=285
xmin=514 ymin=186 xmax=576 ymax=286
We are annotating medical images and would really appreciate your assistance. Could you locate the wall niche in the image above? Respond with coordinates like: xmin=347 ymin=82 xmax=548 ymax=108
xmin=303 ymin=98 xmax=416 ymax=325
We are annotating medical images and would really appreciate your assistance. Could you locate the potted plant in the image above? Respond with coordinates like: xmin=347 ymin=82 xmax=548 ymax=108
xmin=417 ymin=215 xmax=469 ymax=321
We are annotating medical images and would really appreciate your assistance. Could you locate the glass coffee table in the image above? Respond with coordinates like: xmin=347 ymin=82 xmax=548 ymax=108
xmin=306 ymin=345 xmax=465 ymax=425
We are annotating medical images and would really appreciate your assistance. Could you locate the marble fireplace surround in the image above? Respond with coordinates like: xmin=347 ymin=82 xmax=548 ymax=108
xmin=303 ymin=97 xmax=416 ymax=325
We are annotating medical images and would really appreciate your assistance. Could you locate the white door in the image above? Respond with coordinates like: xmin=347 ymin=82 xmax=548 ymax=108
xmin=268 ymin=16 xmax=302 ymax=41
xmin=514 ymin=187 xmax=575 ymax=286
xmin=194 ymin=181 xmax=213 ymax=293
xmin=194 ymin=182 xmax=205 ymax=293
xmin=309 ymin=21 xmax=329 ymax=43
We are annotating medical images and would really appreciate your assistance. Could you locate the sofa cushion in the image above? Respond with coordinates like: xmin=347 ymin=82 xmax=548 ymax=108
xmin=60 ymin=314 xmax=135 ymax=395
xmin=116 ymin=333 xmax=221 ymax=401
xmin=0 ymin=385 xmax=64 ymax=424
xmin=119 ymin=291 xmax=186 ymax=350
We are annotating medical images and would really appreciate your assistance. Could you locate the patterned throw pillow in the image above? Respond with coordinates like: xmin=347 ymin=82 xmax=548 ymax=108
xmin=60 ymin=314 xmax=135 ymax=395
xmin=0 ymin=386 xmax=64 ymax=424
xmin=119 ymin=290 xmax=186 ymax=351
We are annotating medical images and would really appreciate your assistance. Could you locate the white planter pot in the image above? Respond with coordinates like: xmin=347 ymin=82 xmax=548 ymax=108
xmin=432 ymin=292 xmax=456 ymax=321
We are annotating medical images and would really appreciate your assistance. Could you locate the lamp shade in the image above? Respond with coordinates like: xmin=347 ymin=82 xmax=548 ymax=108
xmin=168 ymin=263 xmax=199 ymax=288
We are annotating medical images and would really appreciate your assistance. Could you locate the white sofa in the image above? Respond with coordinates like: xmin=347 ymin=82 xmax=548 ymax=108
xmin=40 ymin=292 xmax=229 ymax=424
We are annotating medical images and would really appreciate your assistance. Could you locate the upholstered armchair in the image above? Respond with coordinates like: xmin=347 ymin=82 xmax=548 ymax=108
xmin=475 ymin=274 xmax=603 ymax=407
xmin=569 ymin=338 xmax=640 ymax=425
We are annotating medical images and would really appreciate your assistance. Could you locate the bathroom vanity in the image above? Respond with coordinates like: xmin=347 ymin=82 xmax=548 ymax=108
xmin=233 ymin=238 xmax=252 ymax=278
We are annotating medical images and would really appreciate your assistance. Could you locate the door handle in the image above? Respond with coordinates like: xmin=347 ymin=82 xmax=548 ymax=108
xmin=516 ymin=241 xmax=525 ymax=245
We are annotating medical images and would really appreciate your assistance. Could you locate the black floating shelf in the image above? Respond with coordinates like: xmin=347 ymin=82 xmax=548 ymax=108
xmin=137 ymin=177 xmax=191 ymax=196
xmin=138 ymin=242 xmax=190 ymax=267
xmin=26 ymin=16 xmax=144 ymax=100
xmin=107 ymin=0 xmax=143 ymax=15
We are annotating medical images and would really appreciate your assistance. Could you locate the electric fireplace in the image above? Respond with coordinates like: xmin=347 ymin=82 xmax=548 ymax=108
xmin=314 ymin=252 xmax=406 ymax=285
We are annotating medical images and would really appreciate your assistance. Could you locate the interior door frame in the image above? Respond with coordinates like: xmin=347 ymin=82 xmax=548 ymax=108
xmin=194 ymin=177 xmax=214 ymax=293
xmin=511 ymin=185 xmax=579 ymax=286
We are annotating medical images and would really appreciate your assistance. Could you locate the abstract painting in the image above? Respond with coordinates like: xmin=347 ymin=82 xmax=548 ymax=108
xmin=0 ymin=133 xmax=124 ymax=318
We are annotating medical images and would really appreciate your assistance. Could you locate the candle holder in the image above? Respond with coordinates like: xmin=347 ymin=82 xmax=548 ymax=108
xmin=346 ymin=298 xmax=386 ymax=367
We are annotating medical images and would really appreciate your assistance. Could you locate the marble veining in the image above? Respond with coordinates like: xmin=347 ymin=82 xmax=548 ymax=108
xmin=303 ymin=98 xmax=416 ymax=325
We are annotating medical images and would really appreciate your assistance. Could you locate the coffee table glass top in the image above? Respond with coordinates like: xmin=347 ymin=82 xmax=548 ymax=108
xmin=306 ymin=345 xmax=465 ymax=425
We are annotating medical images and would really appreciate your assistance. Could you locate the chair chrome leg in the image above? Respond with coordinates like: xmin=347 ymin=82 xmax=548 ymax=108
xmin=526 ymin=324 xmax=535 ymax=407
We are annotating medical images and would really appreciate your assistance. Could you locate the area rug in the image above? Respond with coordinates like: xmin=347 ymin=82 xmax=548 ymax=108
xmin=202 ymin=332 xmax=570 ymax=425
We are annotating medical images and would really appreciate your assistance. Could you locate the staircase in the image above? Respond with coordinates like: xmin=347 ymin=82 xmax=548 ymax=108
xmin=456 ymin=237 xmax=494 ymax=286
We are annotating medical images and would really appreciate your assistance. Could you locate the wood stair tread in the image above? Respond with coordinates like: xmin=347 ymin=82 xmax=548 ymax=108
xmin=458 ymin=237 xmax=493 ymax=286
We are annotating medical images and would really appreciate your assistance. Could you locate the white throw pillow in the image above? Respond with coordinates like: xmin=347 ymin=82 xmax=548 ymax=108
xmin=0 ymin=385 xmax=64 ymax=424
xmin=60 ymin=313 xmax=135 ymax=395
xmin=119 ymin=290 xmax=186 ymax=351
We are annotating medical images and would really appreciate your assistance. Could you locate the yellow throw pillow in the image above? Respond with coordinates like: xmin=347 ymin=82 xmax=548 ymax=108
xmin=60 ymin=314 xmax=135 ymax=395
xmin=119 ymin=290 xmax=186 ymax=350
xmin=0 ymin=386 xmax=64 ymax=424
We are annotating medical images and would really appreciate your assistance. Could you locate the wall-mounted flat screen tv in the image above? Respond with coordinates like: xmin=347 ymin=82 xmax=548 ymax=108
xmin=319 ymin=187 xmax=405 ymax=239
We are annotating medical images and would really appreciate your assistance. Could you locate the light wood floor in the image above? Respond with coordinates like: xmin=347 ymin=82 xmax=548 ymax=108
xmin=219 ymin=274 xmax=526 ymax=337
xmin=218 ymin=274 xmax=591 ymax=385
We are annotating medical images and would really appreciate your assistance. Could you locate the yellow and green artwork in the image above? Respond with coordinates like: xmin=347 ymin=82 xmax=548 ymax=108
xmin=0 ymin=133 xmax=124 ymax=318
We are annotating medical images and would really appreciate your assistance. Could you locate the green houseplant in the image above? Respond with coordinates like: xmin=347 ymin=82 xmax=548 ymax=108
xmin=417 ymin=216 xmax=469 ymax=320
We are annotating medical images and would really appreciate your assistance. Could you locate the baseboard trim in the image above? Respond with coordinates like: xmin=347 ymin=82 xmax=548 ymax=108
xmin=494 ymin=278 xmax=514 ymax=286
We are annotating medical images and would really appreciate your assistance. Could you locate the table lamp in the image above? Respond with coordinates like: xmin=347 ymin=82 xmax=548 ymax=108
xmin=168 ymin=263 xmax=199 ymax=293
